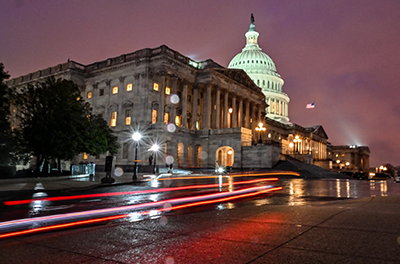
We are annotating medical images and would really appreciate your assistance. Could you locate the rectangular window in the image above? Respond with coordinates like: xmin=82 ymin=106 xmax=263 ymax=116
xmin=125 ymin=109 xmax=131 ymax=125
xmin=175 ymin=115 xmax=181 ymax=127
xmin=196 ymin=121 xmax=200 ymax=130
xmin=153 ymin=83 xmax=159 ymax=91
xmin=126 ymin=83 xmax=132 ymax=91
xmin=111 ymin=111 xmax=117 ymax=127
xmin=112 ymin=86 xmax=118 ymax=94
xmin=164 ymin=112 xmax=170 ymax=124
xmin=87 ymin=92 xmax=92 ymax=99
xmin=152 ymin=109 xmax=158 ymax=124
xmin=188 ymin=95 xmax=192 ymax=102
xmin=99 ymin=89 xmax=104 ymax=96
xmin=83 ymin=152 xmax=88 ymax=160
xmin=165 ymin=87 xmax=171 ymax=95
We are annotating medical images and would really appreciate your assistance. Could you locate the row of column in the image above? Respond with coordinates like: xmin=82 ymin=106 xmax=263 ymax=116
xmin=266 ymin=97 xmax=288 ymax=117
xmin=156 ymin=75 xmax=265 ymax=131
xmin=203 ymin=83 xmax=263 ymax=130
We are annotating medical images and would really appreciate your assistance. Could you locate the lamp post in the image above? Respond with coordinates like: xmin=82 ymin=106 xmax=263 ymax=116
xmin=255 ymin=122 xmax=266 ymax=144
xmin=132 ymin=132 xmax=142 ymax=180
xmin=149 ymin=144 xmax=160 ymax=174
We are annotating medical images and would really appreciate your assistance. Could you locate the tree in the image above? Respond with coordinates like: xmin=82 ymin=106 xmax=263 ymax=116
xmin=0 ymin=63 xmax=12 ymax=165
xmin=14 ymin=77 xmax=119 ymax=175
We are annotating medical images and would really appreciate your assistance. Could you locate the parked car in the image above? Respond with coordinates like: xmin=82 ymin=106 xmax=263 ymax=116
xmin=353 ymin=172 xmax=368 ymax=180
xmin=395 ymin=175 xmax=400 ymax=183
xmin=372 ymin=173 xmax=392 ymax=180
xmin=339 ymin=171 xmax=354 ymax=178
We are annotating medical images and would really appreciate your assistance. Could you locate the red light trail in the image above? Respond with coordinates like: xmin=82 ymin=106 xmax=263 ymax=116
xmin=0 ymin=186 xmax=282 ymax=239
xmin=4 ymin=177 xmax=279 ymax=206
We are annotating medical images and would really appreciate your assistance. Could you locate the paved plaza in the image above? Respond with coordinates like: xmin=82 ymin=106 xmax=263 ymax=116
xmin=1 ymin=174 xmax=400 ymax=263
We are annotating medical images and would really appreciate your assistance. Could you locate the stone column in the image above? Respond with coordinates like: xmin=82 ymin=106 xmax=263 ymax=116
xmin=232 ymin=95 xmax=237 ymax=128
xmin=286 ymin=103 xmax=289 ymax=118
xmin=223 ymin=91 xmax=229 ymax=128
xmin=92 ymin=83 xmax=98 ymax=110
xmin=170 ymin=77 xmax=178 ymax=124
xmin=238 ymin=97 xmax=243 ymax=127
xmin=245 ymin=100 xmax=250 ymax=128
xmin=203 ymin=84 xmax=211 ymax=129
xmin=192 ymin=86 xmax=198 ymax=129
xmin=158 ymin=75 xmax=167 ymax=123
xmin=215 ymin=88 xmax=221 ymax=129
xmin=182 ymin=83 xmax=188 ymax=128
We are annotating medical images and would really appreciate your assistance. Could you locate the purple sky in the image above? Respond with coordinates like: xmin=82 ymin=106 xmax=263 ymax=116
xmin=1 ymin=0 xmax=399 ymax=167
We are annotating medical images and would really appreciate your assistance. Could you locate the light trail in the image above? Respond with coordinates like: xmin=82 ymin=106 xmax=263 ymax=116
xmin=4 ymin=178 xmax=278 ymax=206
xmin=156 ymin=171 xmax=299 ymax=181
xmin=0 ymin=186 xmax=282 ymax=239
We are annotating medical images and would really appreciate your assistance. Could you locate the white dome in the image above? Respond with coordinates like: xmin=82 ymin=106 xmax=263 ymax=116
xmin=228 ymin=14 xmax=290 ymax=124
xmin=228 ymin=50 xmax=280 ymax=77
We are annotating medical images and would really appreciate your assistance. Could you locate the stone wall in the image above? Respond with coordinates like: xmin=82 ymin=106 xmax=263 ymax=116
xmin=242 ymin=144 xmax=281 ymax=169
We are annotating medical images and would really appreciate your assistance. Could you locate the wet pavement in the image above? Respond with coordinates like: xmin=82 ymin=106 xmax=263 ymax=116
xmin=1 ymin=174 xmax=400 ymax=263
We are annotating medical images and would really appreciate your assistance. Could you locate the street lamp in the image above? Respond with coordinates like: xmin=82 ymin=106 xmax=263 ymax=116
xmin=149 ymin=144 xmax=160 ymax=174
xmin=132 ymin=132 xmax=142 ymax=180
xmin=255 ymin=122 xmax=266 ymax=144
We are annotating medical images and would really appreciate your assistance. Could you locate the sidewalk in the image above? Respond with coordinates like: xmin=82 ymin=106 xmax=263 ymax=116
xmin=0 ymin=172 xmax=150 ymax=193
xmin=1 ymin=188 xmax=400 ymax=263
xmin=0 ymin=168 xmax=196 ymax=193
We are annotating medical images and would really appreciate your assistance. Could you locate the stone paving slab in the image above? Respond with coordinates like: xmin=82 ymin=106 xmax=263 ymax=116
xmin=2 ymin=186 xmax=400 ymax=263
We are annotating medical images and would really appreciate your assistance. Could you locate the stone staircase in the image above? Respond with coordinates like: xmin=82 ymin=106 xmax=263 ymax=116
xmin=273 ymin=159 xmax=350 ymax=179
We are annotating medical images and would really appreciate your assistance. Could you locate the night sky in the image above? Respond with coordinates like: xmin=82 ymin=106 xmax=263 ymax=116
xmin=1 ymin=0 xmax=399 ymax=167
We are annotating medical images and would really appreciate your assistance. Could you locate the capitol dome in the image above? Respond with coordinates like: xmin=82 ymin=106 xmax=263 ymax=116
xmin=228 ymin=14 xmax=290 ymax=124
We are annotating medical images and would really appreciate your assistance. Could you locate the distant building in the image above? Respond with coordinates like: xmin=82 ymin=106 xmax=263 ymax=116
xmin=330 ymin=145 xmax=370 ymax=172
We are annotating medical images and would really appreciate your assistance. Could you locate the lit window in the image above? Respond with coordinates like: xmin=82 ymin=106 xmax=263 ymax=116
xmin=83 ymin=152 xmax=88 ymax=160
xmin=164 ymin=112 xmax=170 ymax=124
xmin=152 ymin=109 xmax=158 ymax=124
xmin=125 ymin=109 xmax=131 ymax=125
xmin=335 ymin=154 xmax=339 ymax=157
xmin=126 ymin=83 xmax=132 ymax=91
xmin=196 ymin=121 xmax=200 ymax=130
xmin=111 ymin=111 xmax=117 ymax=127
xmin=153 ymin=83 xmax=159 ymax=91
xmin=165 ymin=87 xmax=171 ymax=95
xmin=87 ymin=92 xmax=92 ymax=99
xmin=175 ymin=115 xmax=181 ymax=127
xmin=112 ymin=86 xmax=118 ymax=94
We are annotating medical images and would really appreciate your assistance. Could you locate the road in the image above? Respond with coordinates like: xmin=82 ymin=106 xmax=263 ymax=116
xmin=1 ymin=174 xmax=400 ymax=263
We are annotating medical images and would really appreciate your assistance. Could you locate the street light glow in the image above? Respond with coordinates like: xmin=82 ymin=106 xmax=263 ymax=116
xmin=132 ymin=132 xmax=142 ymax=141
xmin=149 ymin=144 xmax=160 ymax=152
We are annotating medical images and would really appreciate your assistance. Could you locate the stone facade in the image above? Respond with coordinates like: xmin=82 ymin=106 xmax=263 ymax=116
xmin=8 ymin=45 xmax=282 ymax=171
xmin=330 ymin=145 xmax=370 ymax=172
